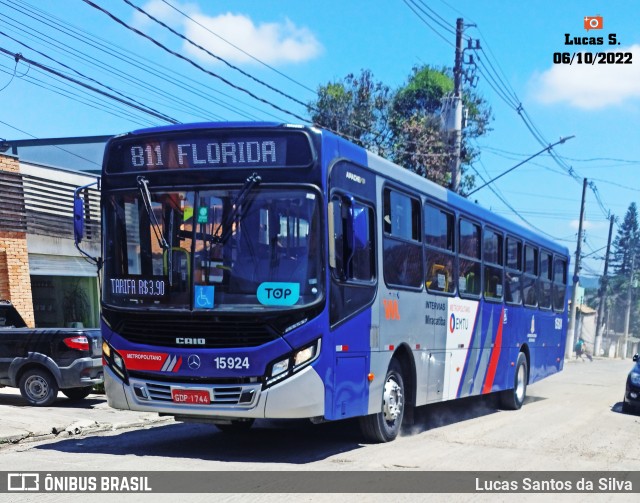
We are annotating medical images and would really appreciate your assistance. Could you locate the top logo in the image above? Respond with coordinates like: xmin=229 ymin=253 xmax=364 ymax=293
xmin=584 ymin=15 xmax=603 ymax=31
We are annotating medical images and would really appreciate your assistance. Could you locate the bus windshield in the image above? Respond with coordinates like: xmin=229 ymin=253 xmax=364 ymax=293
xmin=103 ymin=186 xmax=323 ymax=311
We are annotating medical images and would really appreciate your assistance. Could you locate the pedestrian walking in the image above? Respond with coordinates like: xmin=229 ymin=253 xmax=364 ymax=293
xmin=575 ymin=338 xmax=593 ymax=362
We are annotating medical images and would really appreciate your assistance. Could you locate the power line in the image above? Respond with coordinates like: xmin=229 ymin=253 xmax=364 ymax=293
xmin=469 ymin=163 xmax=562 ymax=240
xmin=403 ymin=0 xmax=455 ymax=47
xmin=0 ymin=46 xmax=180 ymax=124
xmin=123 ymin=0 xmax=311 ymax=112
xmin=160 ymin=0 xmax=316 ymax=95
xmin=3 ymin=0 xmax=273 ymax=121
xmin=0 ymin=57 xmax=156 ymax=126
xmin=81 ymin=0 xmax=310 ymax=123
xmin=0 ymin=28 xmax=178 ymax=124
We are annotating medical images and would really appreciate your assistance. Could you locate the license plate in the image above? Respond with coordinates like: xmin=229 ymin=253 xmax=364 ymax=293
xmin=171 ymin=389 xmax=211 ymax=404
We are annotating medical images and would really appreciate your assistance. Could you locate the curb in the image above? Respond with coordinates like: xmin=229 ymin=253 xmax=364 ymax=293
xmin=0 ymin=415 xmax=173 ymax=448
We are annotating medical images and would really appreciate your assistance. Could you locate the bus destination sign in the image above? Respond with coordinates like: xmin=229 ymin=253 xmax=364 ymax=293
xmin=109 ymin=131 xmax=313 ymax=172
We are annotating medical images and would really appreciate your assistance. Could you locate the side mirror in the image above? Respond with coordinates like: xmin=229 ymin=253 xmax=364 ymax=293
xmin=73 ymin=194 xmax=85 ymax=245
xmin=633 ymin=354 xmax=639 ymax=362
xmin=73 ymin=181 xmax=100 ymax=267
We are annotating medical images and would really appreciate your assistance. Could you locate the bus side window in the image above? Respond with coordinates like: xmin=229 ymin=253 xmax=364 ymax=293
xmin=553 ymin=256 xmax=568 ymax=312
xmin=539 ymin=250 xmax=553 ymax=309
xmin=458 ymin=218 xmax=481 ymax=297
xmin=382 ymin=188 xmax=423 ymax=289
xmin=523 ymin=244 xmax=538 ymax=307
xmin=483 ymin=227 xmax=503 ymax=301
xmin=329 ymin=195 xmax=376 ymax=326
xmin=424 ymin=203 xmax=455 ymax=294
xmin=505 ymin=236 xmax=522 ymax=304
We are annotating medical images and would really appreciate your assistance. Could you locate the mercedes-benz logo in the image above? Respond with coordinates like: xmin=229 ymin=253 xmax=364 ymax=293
xmin=187 ymin=354 xmax=201 ymax=370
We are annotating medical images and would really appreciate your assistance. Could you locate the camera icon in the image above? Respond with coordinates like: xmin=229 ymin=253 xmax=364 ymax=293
xmin=584 ymin=15 xmax=603 ymax=31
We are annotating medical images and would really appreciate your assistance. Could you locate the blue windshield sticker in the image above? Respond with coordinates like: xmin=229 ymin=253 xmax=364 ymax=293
xmin=257 ymin=282 xmax=300 ymax=306
xmin=194 ymin=285 xmax=214 ymax=309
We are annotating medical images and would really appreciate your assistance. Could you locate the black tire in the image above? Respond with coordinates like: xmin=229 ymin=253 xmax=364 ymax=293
xmin=622 ymin=400 xmax=630 ymax=413
xmin=62 ymin=386 xmax=93 ymax=401
xmin=499 ymin=352 xmax=528 ymax=410
xmin=19 ymin=368 xmax=59 ymax=407
xmin=359 ymin=359 xmax=405 ymax=443
xmin=215 ymin=419 xmax=255 ymax=433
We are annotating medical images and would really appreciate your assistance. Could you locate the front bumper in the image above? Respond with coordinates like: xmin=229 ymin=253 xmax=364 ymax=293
xmin=104 ymin=364 xmax=325 ymax=421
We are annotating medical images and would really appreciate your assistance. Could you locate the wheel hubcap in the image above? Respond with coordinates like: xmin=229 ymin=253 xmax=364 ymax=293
xmin=26 ymin=375 xmax=49 ymax=401
xmin=383 ymin=377 xmax=403 ymax=423
xmin=515 ymin=365 xmax=526 ymax=402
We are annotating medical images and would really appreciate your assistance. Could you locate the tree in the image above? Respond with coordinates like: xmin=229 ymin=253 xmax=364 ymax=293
xmin=307 ymin=66 xmax=492 ymax=193
xmin=310 ymin=69 xmax=392 ymax=155
xmin=608 ymin=202 xmax=640 ymax=337
xmin=611 ymin=202 xmax=639 ymax=276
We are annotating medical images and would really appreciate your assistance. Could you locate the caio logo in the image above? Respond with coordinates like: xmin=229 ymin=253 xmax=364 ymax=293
xmin=584 ymin=15 xmax=603 ymax=31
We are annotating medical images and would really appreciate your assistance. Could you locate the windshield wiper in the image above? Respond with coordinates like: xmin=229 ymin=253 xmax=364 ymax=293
xmin=212 ymin=172 xmax=261 ymax=244
xmin=137 ymin=176 xmax=170 ymax=251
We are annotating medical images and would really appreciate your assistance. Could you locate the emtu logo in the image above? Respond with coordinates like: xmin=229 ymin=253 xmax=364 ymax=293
xmin=584 ymin=15 xmax=603 ymax=31
xmin=449 ymin=313 xmax=469 ymax=333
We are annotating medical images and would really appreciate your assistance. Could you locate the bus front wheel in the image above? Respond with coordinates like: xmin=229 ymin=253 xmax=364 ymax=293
xmin=499 ymin=352 xmax=528 ymax=410
xmin=359 ymin=359 xmax=405 ymax=443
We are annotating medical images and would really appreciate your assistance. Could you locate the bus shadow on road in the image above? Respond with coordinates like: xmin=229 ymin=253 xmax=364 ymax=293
xmin=35 ymin=394 xmax=549 ymax=462
xmin=35 ymin=418 xmax=366 ymax=463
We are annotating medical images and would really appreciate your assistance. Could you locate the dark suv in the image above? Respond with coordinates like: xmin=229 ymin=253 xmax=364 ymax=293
xmin=0 ymin=300 xmax=103 ymax=406
xmin=623 ymin=354 xmax=640 ymax=414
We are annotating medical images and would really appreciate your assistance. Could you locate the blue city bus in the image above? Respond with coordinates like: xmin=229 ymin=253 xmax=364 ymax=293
xmin=81 ymin=122 xmax=570 ymax=442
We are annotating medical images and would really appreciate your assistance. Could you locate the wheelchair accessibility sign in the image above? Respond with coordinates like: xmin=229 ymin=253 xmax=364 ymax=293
xmin=194 ymin=285 xmax=214 ymax=309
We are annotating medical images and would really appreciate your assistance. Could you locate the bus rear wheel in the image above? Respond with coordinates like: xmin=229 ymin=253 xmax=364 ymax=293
xmin=359 ymin=359 xmax=405 ymax=443
xmin=499 ymin=352 xmax=528 ymax=410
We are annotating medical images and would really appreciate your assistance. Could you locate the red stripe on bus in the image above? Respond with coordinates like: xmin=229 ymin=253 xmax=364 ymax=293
xmin=482 ymin=308 xmax=504 ymax=394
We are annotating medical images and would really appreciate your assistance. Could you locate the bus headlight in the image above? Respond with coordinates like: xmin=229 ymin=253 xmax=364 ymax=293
xmin=103 ymin=341 xmax=128 ymax=383
xmin=270 ymin=358 xmax=290 ymax=379
xmin=265 ymin=338 xmax=321 ymax=387
xmin=293 ymin=340 xmax=320 ymax=369
xmin=113 ymin=352 xmax=125 ymax=372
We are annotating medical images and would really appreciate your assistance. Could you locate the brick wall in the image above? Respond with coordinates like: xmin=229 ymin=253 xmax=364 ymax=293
xmin=0 ymin=153 xmax=19 ymax=173
xmin=0 ymin=154 xmax=34 ymax=327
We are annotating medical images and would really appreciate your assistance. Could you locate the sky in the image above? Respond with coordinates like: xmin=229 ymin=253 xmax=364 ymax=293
xmin=0 ymin=0 xmax=639 ymax=280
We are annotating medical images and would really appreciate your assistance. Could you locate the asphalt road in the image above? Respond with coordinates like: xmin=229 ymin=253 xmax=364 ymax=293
xmin=1 ymin=357 xmax=638 ymax=502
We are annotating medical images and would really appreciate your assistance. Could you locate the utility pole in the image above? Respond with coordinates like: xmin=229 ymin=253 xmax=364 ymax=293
xmin=594 ymin=215 xmax=614 ymax=357
xmin=622 ymin=253 xmax=636 ymax=359
xmin=449 ymin=18 xmax=464 ymax=193
xmin=566 ymin=178 xmax=588 ymax=359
